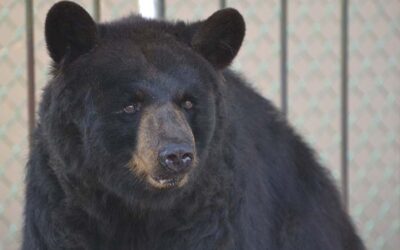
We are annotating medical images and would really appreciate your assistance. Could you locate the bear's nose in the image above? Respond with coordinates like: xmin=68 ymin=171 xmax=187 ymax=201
xmin=159 ymin=144 xmax=194 ymax=173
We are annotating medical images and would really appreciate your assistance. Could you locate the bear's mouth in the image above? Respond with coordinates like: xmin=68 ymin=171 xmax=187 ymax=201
xmin=147 ymin=174 xmax=188 ymax=189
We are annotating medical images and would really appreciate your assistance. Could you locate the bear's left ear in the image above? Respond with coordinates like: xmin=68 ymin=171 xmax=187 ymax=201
xmin=45 ymin=1 xmax=97 ymax=65
xmin=191 ymin=8 xmax=245 ymax=69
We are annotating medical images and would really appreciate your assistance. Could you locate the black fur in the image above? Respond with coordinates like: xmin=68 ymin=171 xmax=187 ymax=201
xmin=23 ymin=1 xmax=365 ymax=249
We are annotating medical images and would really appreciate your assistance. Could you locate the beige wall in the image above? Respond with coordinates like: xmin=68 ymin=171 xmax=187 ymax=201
xmin=0 ymin=1 xmax=399 ymax=249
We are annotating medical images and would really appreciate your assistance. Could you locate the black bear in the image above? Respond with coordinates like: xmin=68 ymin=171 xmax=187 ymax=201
xmin=23 ymin=1 xmax=365 ymax=249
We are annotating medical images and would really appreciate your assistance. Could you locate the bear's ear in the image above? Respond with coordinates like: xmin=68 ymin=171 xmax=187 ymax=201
xmin=191 ymin=8 xmax=245 ymax=69
xmin=45 ymin=1 xmax=97 ymax=64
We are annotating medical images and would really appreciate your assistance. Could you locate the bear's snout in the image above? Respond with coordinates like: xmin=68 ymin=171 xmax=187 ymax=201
xmin=131 ymin=103 xmax=197 ymax=189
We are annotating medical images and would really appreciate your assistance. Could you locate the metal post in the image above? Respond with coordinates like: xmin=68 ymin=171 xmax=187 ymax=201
xmin=219 ymin=0 xmax=226 ymax=9
xmin=93 ymin=0 xmax=101 ymax=22
xmin=280 ymin=0 xmax=288 ymax=116
xmin=25 ymin=0 xmax=35 ymax=142
xmin=340 ymin=0 xmax=349 ymax=211
xmin=155 ymin=0 xmax=165 ymax=19
xmin=139 ymin=0 xmax=164 ymax=19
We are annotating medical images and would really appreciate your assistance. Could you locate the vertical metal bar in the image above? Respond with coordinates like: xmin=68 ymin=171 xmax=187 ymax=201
xmin=93 ymin=0 xmax=101 ymax=22
xmin=25 ymin=0 xmax=35 ymax=142
xmin=219 ymin=0 xmax=226 ymax=9
xmin=280 ymin=0 xmax=288 ymax=116
xmin=340 ymin=0 xmax=349 ymax=211
xmin=155 ymin=0 xmax=165 ymax=19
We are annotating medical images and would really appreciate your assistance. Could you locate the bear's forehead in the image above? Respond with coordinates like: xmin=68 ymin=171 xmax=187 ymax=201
xmin=85 ymin=39 xmax=213 ymax=88
xmin=90 ymin=40 xmax=203 ymax=82
xmin=80 ymin=44 xmax=212 ymax=96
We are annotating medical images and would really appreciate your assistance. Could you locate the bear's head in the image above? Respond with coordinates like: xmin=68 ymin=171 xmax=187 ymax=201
xmin=42 ymin=1 xmax=245 ymax=208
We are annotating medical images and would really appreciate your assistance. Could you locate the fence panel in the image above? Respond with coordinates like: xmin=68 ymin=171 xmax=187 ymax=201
xmin=349 ymin=1 xmax=400 ymax=249
xmin=0 ymin=1 xmax=27 ymax=249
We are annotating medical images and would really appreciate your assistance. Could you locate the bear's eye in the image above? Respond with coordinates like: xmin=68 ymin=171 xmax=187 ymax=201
xmin=122 ymin=103 xmax=141 ymax=114
xmin=182 ymin=100 xmax=194 ymax=110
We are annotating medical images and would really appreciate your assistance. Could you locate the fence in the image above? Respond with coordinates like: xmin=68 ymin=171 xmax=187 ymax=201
xmin=0 ymin=0 xmax=399 ymax=249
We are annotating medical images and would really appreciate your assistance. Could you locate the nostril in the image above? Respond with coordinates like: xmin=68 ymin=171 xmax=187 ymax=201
xmin=166 ymin=154 xmax=179 ymax=163
xmin=182 ymin=153 xmax=193 ymax=160
xmin=159 ymin=145 xmax=194 ymax=172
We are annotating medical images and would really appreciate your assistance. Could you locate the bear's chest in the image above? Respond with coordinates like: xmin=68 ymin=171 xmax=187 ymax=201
xmin=88 ymin=215 xmax=233 ymax=250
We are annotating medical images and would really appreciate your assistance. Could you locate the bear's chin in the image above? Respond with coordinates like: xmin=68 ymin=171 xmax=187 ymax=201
xmin=121 ymin=183 xmax=192 ymax=212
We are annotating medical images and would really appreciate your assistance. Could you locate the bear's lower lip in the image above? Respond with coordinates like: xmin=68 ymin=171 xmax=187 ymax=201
xmin=154 ymin=176 xmax=179 ymax=185
xmin=148 ymin=175 xmax=187 ymax=189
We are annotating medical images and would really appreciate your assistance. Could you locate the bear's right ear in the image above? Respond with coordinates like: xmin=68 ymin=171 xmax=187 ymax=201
xmin=45 ymin=1 xmax=97 ymax=64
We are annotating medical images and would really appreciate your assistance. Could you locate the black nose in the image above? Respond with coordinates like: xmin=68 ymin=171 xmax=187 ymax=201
xmin=159 ymin=144 xmax=194 ymax=173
